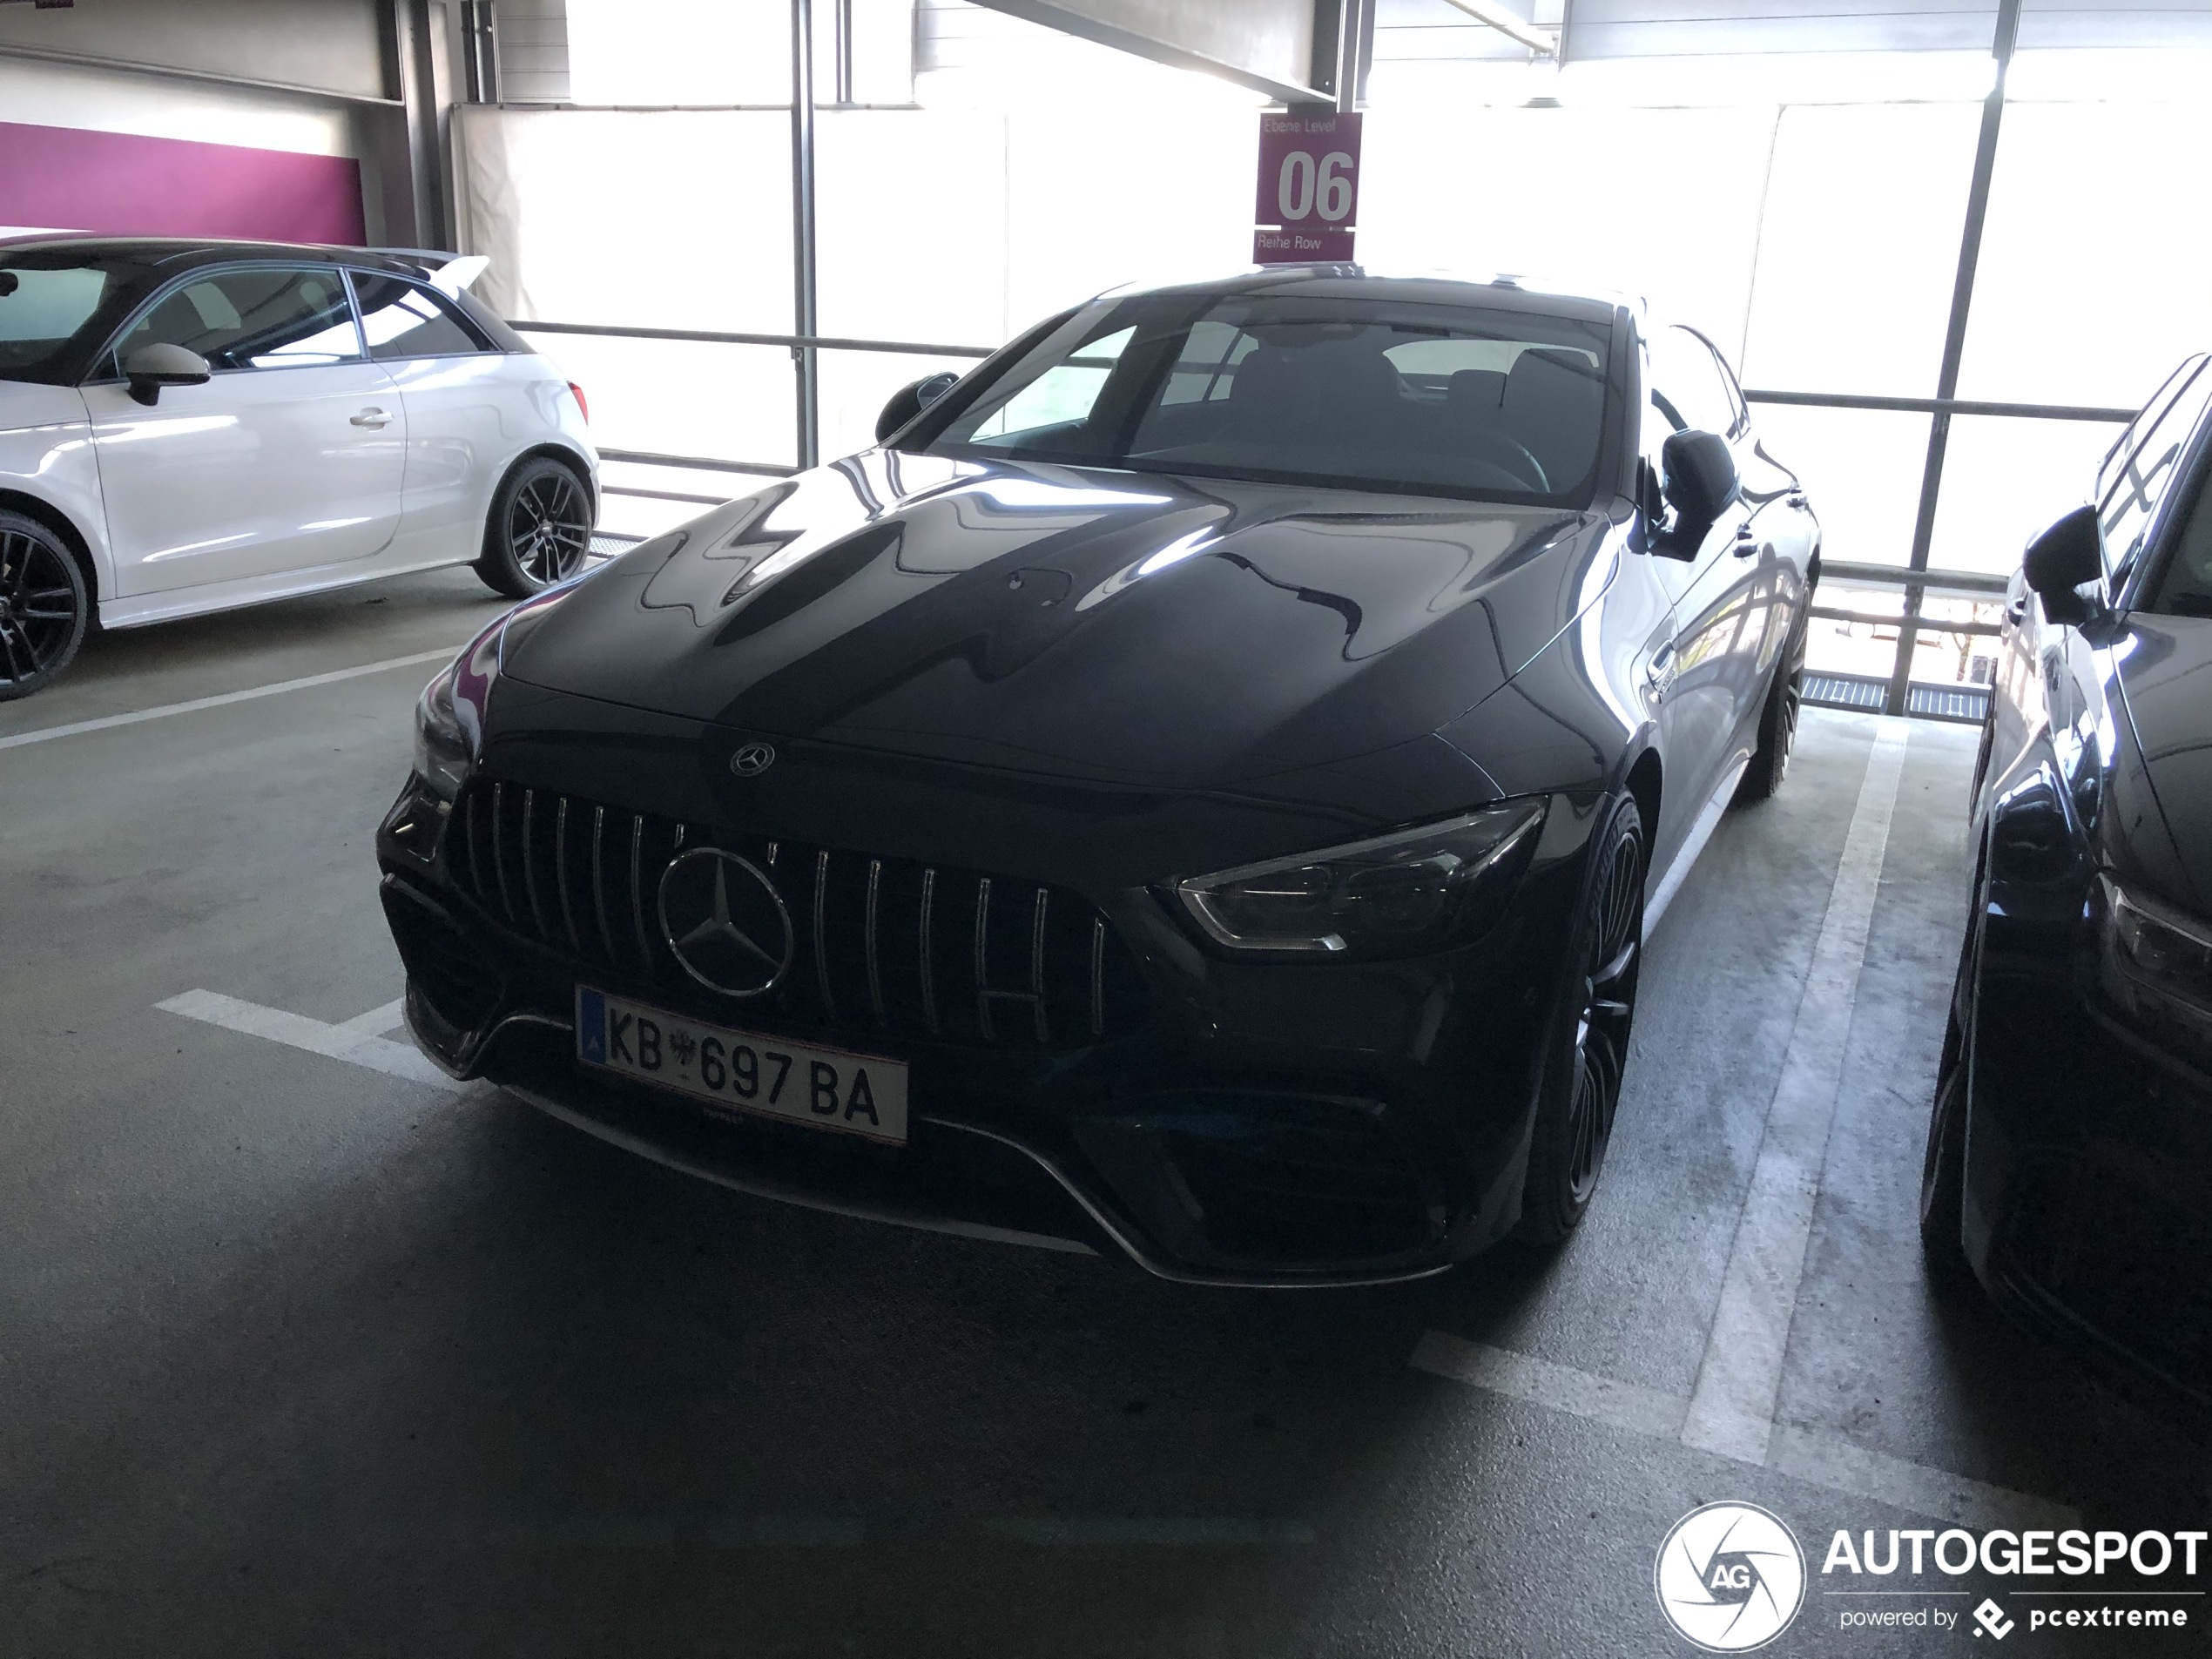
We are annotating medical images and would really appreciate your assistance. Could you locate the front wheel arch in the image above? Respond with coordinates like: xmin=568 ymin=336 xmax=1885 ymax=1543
xmin=0 ymin=487 xmax=100 ymax=614
xmin=475 ymin=449 xmax=597 ymax=599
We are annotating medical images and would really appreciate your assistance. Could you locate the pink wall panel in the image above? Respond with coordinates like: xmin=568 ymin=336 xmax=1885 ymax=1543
xmin=0 ymin=120 xmax=366 ymax=244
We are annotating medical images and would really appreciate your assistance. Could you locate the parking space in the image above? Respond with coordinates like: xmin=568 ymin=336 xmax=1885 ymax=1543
xmin=3 ymin=593 xmax=2202 ymax=1656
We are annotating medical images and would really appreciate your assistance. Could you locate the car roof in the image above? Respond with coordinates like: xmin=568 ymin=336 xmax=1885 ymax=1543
xmin=0 ymin=235 xmax=448 ymax=274
xmin=1108 ymin=266 xmax=1635 ymax=327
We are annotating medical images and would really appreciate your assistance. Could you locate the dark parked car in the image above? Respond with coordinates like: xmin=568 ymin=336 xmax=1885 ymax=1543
xmin=1923 ymin=353 xmax=2212 ymax=1408
xmin=378 ymin=269 xmax=1818 ymax=1285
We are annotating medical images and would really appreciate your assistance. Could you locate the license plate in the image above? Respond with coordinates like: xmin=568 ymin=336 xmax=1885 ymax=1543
xmin=574 ymin=986 xmax=908 ymax=1145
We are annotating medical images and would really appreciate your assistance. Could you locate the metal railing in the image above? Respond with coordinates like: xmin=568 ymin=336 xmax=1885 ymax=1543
xmin=524 ymin=317 xmax=2141 ymax=725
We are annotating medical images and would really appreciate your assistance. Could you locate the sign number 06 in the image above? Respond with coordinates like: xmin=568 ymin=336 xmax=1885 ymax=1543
xmin=1278 ymin=150 xmax=1355 ymax=223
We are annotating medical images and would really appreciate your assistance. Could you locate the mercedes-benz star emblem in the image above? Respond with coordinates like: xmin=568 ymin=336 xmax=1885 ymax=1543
xmin=730 ymin=742 xmax=777 ymax=778
xmin=657 ymin=848 xmax=793 ymax=997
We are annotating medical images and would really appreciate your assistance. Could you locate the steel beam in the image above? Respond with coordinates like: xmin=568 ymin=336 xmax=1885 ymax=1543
xmin=974 ymin=0 xmax=1327 ymax=104
xmin=791 ymin=0 xmax=820 ymax=471
xmin=1885 ymin=0 xmax=2021 ymax=718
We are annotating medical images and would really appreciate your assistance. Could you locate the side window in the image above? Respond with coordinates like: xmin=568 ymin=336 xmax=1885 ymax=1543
xmin=351 ymin=273 xmax=495 ymax=361
xmin=2147 ymin=462 xmax=2212 ymax=617
xmin=2098 ymin=354 xmax=2203 ymax=507
xmin=1647 ymin=324 xmax=1738 ymax=440
xmin=2101 ymin=360 xmax=2212 ymax=575
xmin=957 ymin=325 xmax=1135 ymax=443
xmin=114 ymin=266 xmax=359 ymax=372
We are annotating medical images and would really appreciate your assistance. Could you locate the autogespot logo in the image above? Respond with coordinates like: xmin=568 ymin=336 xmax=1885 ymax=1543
xmin=1656 ymin=1501 xmax=1807 ymax=1652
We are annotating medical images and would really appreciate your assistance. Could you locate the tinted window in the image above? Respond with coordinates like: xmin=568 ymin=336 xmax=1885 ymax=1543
xmin=352 ymin=273 xmax=493 ymax=361
xmin=0 ymin=252 xmax=148 ymax=383
xmin=2098 ymin=354 xmax=2203 ymax=507
xmin=969 ymin=326 xmax=1133 ymax=439
xmin=919 ymin=293 xmax=1613 ymax=508
xmin=2100 ymin=359 xmax=2212 ymax=575
xmin=2148 ymin=474 xmax=2212 ymax=618
xmin=115 ymin=266 xmax=359 ymax=371
xmin=1648 ymin=324 xmax=1739 ymax=439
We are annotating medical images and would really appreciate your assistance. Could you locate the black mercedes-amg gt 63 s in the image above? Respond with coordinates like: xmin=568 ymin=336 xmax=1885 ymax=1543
xmin=377 ymin=269 xmax=1818 ymax=1285
xmin=1923 ymin=351 xmax=2212 ymax=1412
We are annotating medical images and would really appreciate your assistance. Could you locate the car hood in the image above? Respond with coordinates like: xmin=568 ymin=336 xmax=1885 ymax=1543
xmin=502 ymin=453 xmax=1608 ymax=794
xmin=2113 ymin=613 xmax=2212 ymax=914
xmin=0 ymin=379 xmax=88 ymax=435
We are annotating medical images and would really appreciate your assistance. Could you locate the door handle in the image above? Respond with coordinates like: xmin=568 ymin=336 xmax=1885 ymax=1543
xmin=1732 ymin=523 xmax=1762 ymax=557
xmin=1787 ymin=489 xmax=1811 ymax=511
xmin=349 ymin=408 xmax=392 ymax=428
xmin=1647 ymin=641 xmax=1678 ymax=693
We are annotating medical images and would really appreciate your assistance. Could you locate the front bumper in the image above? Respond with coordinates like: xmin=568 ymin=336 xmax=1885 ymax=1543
xmin=378 ymin=770 xmax=1600 ymax=1287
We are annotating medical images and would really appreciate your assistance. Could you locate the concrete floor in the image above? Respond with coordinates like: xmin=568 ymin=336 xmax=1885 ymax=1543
xmin=3 ymin=569 xmax=2207 ymax=1657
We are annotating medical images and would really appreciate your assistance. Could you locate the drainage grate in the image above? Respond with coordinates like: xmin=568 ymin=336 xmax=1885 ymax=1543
xmin=1907 ymin=682 xmax=1992 ymax=724
xmin=1803 ymin=671 xmax=1887 ymax=711
xmin=588 ymin=530 xmax=642 ymax=558
xmin=1804 ymin=671 xmax=1990 ymax=723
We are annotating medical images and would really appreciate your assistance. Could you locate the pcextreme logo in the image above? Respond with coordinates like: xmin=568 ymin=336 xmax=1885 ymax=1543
xmin=1656 ymin=1501 xmax=1808 ymax=1651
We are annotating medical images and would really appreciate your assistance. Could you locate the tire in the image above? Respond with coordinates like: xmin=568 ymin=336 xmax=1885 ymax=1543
xmin=1920 ymin=904 xmax=1979 ymax=1286
xmin=1514 ymin=794 xmax=1647 ymax=1245
xmin=0 ymin=510 xmax=90 ymax=702
xmin=1734 ymin=613 xmax=1806 ymax=805
xmin=475 ymin=455 xmax=593 ymax=600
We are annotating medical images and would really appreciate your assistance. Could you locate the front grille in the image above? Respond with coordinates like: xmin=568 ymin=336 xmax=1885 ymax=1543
xmin=445 ymin=777 xmax=1146 ymax=1050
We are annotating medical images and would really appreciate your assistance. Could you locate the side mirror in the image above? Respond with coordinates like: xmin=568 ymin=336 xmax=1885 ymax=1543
xmin=2022 ymin=504 xmax=2104 ymax=624
xmin=1659 ymin=429 xmax=1740 ymax=532
xmin=875 ymin=371 xmax=959 ymax=444
xmin=124 ymin=342 xmax=212 ymax=407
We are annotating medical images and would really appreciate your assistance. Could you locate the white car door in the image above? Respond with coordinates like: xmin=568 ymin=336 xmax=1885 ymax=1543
xmin=84 ymin=264 xmax=406 ymax=597
xmin=350 ymin=269 xmax=541 ymax=562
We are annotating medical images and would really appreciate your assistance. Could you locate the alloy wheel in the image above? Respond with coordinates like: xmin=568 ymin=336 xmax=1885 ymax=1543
xmin=1565 ymin=817 xmax=1645 ymax=1203
xmin=0 ymin=526 xmax=81 ymax=692
xmin=1776 ymin=658 xmax=1803 ymax=785
xmin=507 ymin=469 xmax=590 ymax=586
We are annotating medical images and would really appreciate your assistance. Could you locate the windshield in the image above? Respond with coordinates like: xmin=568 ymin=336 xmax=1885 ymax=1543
xmin=914 ymin=293 xmax=1615 ymax=507
xmin=0 ymin=251 xmax=149 ymax=384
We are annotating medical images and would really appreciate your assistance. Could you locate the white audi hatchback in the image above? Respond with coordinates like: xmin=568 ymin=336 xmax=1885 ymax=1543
xmin=0 ymin=238 xmax=598 ymax=699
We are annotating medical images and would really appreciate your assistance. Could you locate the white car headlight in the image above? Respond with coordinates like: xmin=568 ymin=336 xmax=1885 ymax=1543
xmin=1177 ymin=799 xmax=1548 ymax=958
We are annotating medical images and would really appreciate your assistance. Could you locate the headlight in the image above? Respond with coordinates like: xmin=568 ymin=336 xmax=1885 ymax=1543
xmin=1176 ymin=799 xmax=1548 ymax=957
xmin=411 ymin=617 xmax=502 ymax=801
xmin=413 ymin=664 xmax=473 ymax=800
xmin=2096 ymin=873 xmax=2212 ymax=1064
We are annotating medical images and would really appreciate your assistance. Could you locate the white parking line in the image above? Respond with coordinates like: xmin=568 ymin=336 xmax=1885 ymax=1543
xmin=158 ymin=988 xmax=462 ymax=1092
xmin=1410 ymin=1330 xmax=2075 ymax=1532
xmin=331 ymin=997 xmax=408 ymax=1039
xmin=1680 ymin=718 xmax=1911 ymax=1462
xmin=0 ymin=647 xmax=458 ymax=752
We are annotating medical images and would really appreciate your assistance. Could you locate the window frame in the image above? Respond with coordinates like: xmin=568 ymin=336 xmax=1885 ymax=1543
xmin=2099 ymin=357 xmax=2212 ymax=583
xmin=343 ymin=266 xmax=499 ymax=363
xmin=1647 ymin=321 xmax=1748 ymax=444
xmin=83 ymin=259 xmax=368 ymax=383
xmin=2122 ymin=392 xmax=2212 ymax=614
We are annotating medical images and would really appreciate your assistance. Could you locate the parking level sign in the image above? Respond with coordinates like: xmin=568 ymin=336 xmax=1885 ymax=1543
xmin=1253 ymin=111 xmax=1362 ymax=264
